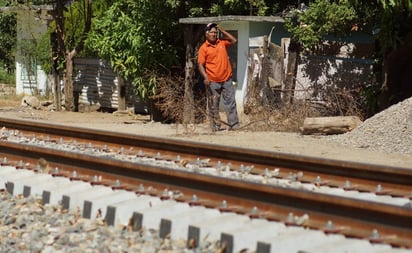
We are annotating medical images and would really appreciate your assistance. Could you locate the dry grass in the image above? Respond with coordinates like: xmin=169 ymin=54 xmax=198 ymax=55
xmin=0 ymin=83 xmax=19 ymax=106
xmin=154 ymin=75 xmax=365 ymax=133
xmin=0 ymin=97 xmax=22 ymax=107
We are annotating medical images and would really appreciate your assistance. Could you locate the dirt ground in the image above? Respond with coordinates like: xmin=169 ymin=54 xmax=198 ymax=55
xmin=0 ymin=105 xmax=411 ymax=169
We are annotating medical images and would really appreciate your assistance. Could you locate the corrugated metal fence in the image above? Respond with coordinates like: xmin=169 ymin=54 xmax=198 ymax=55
xmin=73 ymin=58 xmax=123 ymax=110
xmin=73 ymin=58 xmax=147 ymax=113
xmin=73 ymin=58 xmax=149 ymax=114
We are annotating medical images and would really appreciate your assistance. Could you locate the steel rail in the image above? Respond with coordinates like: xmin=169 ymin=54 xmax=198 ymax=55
xmin=1 ymin=117 xmax=412 ymax=189
xmin=0 ymin=141 xmax=411 ymax=248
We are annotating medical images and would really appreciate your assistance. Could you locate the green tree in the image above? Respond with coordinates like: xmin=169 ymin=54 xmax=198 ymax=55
xmin=3 ymin=0 xmax=100 ymax=109
xmin=0 ymin=12 xmax=16 ymax=74
xmin=167 ymin=0 xmax=294 ymax=17
xmin=30 ymin=0 xmax=111 ymax=110
xmin=48 ymin=0 xmax=92 ymax=111
xmin=86 ymin=0 xmax=181 ymax=99
xmin=285 ymin=0 xmax=357 ymax=49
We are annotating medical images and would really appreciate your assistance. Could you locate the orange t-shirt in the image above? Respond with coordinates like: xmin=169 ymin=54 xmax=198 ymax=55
xmin=198 ymin=39 xmax=232 ymax=82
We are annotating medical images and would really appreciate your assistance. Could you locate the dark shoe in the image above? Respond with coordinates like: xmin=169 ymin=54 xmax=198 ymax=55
xmin=212 ymin=126 xmax=226 ymax=132
xmin=229 ymin=124 xmax=240 ymax=131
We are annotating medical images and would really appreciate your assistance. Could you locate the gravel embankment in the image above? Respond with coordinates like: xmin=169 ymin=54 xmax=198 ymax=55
xmin=323 ymin=97 xmax=412 ymax=155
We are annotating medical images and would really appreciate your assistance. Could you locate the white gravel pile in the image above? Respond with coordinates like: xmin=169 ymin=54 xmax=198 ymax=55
xmin=325 ymin=96 xmax=412 ymax=155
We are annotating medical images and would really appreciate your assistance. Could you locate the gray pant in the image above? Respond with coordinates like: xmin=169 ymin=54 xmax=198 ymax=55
xmin=208 ymin=78 xmax=239 ymax=130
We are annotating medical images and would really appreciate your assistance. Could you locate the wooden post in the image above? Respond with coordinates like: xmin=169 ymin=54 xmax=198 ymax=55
xmin=183 ymin=25 xmax=195 ymax=124
xmin=117 ymin=75 xmax=126 ymax=111
xmin=258 ymin=36 xmax=269 ymax=105
xmin=283 ymin=39 xmax=299 ymax=106
xmin=53 ymin=72 xmax=61 ymax=111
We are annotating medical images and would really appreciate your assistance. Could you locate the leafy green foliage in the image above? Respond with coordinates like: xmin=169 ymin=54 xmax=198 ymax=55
xmin=35 ymin=32 xmax=52 ymax=74
xmin=62 ymin=0 xmax=87 ymax=51
xmin=208 ymin=0 xmax=284 ymax=16
xmin=378 ymin=0 xmax=412 ymax=11
xmin=175 ymin=0 xmax=295 ymax=17
xmin=63 ymin=0 xmax=113 ymax=55
xmin=30 ymin=0 xmax=111 ymax=74
xmin=86 ymin=0 xmax=181 ymax=99
xmin=0 ymin=66 xmax=15 ymax=84
xmin=374 ymin=0 xmax=412 ymax=51
xmin=0 ymin=12 xmax=16 ymax=73
xmin=285 ymin=0 xmax=357 ymax=49
xmin=286 ymin=0 xmax=411 ymax=53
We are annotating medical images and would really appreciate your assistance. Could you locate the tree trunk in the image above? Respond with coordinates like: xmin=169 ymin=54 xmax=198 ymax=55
xmin=258 ymin=36 xmax=271 ymax=106
xmin=183 ymin=45 xmax=195 ymax=124
xmin=64 ymin=50 xmax=76 ymax=111
xmin=53 ymin=73 xmax=61 ymax=110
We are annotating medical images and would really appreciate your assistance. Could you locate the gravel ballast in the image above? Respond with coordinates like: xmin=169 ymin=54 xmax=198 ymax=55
xmin=323 ymin=97 xmax=412 ymax=155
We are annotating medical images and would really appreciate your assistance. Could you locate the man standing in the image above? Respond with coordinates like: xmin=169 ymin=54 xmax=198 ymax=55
xmin=198 ymin=23 xmax=240 ymax=131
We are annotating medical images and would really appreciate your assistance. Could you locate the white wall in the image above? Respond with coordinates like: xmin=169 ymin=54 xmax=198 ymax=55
xmin=15 ymin=9 xmax=48 ymax=95
xmin=219 ymin=21 xmax=249 ymax=112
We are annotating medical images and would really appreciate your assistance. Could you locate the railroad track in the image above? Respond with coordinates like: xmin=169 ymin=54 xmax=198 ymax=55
xmin=0 ymin=117 xmax=411 ymax=252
